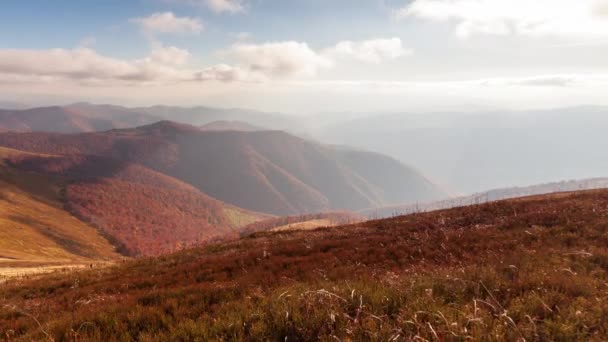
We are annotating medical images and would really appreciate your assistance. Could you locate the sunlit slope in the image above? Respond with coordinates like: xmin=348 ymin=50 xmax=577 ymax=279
xmin=0 ymin=147 xmax=121 ymax=263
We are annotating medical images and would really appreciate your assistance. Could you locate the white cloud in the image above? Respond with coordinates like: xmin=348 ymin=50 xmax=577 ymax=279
xmin=325 ymin=38 xmax=411 ymax=64
xmin=0 ymin=38 xmax=412 ymax=86
xmin=130 ymin=12 xmax=203 ymax=35
xmin=223 ymin=38 xmax=408 ymax=79
xmin=206 ymin=0 xmax=244 ymax=13
xmin=148 ymin=46 xmax=192 ymax=65
xmin=195 ymin=64 xmax=248 ymax=82
xmin=167 ymin=0 xmax=244 ymax=13
xmin=0 ymin=47 xmax=237 ymax=85
xmin=228 ymin=41 xmax=334 ymax=78
xmin=397 ymin=0 xmax=608 ymax=38
xmin=0 ymin=46 xmax=280 ymax=86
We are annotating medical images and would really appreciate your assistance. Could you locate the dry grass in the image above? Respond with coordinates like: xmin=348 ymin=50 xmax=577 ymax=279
xmin=270 ymin=219 xmax=334 ymax=232
xmin=0 ymin=165 xmax=121 ymax=263
xmin=0 ymin=264 xmax=92 ymax=283
xmin=3 ymin=189 xmax=608 ymax=341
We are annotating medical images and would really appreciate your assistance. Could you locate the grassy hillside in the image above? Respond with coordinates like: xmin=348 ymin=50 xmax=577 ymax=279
xmin=3 ymin=190 xmax=608 ymax=340
xmin=0 ymin=148 xmax=121 ymax=264
xmin=241 ymin=211 xmax=364 ymax=234
xmin=0 ymin=121 xmax=446 ymax=215
xmin=8 ymin=153 xmax=267 ymax=257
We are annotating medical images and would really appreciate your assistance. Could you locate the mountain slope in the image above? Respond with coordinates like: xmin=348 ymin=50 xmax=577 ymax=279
xmin=0 ymin=121 xmax=446 ymax=215
xmin=0 ymin=147 xmax=121 ymax=263
xmin=7 ymin=152 xmax=267 ymax=256
xmin=134 ymin=105 xmax=300 ymax=131
xmin=199 ymin=120 xmax=265 ymax=132
xmin=3 ymin=189 xmax=608 ymax=340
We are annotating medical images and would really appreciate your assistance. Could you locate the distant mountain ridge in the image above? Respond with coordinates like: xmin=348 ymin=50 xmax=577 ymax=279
xmin=363 ymin=177 xmax=608 ymax=218
xmin=319 ymin=107 xmax=608 ymax=193
xmin=0 ymin=105 xmax=162 ymax=133
xmin=0 ymin=121 xmax=446 ymax=216
xmin=200 ymin=120 xmax=265 ymax=132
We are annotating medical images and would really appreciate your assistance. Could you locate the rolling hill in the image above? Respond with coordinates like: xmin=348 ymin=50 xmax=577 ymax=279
xmin=0 ymin=104 xmax=160 ymax=133
xmin=3 ymin=189 xmax=608 ymax=340
xmin=0 ymin=103 xmax=304 ymax=134
xmin=5 ymin=151 xmax=267 ymax=257
xmin=0 ymin=121 xmax=446 ymax=215
xmin=0 ymin=147 xmax=121 ymax=264
xmin=240 ymin=211 xmax=364 ymax=235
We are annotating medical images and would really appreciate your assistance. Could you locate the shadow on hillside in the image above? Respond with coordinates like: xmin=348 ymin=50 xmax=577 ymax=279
xmin=8 ymin=214 xmax=96 ymax=259
xmin=7 ymin=154 xmax=130 ymax=185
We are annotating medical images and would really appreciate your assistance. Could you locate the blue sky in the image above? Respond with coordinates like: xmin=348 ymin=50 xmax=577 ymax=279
xmin=1 ymin=0 xmax=608 ymax=112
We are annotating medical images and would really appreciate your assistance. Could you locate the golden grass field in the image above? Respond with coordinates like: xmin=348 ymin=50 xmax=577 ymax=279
xmin=270 ymin=218 xmax=334 ymax=232
xmin=0 ymin=147 xmax=121 ymax=266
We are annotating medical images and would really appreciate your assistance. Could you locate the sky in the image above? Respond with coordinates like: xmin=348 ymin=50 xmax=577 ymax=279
xmin=1 ymin=0 xmax=608 ymax=113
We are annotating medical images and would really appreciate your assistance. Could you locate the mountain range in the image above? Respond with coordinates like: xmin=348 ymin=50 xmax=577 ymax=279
xmin=318 ymin=106 xmax=608 ymax=193
xmin=0 ymin=121 xmax=445 ymax=216
xmin=1 ymin=145 xmax=266 ymax=257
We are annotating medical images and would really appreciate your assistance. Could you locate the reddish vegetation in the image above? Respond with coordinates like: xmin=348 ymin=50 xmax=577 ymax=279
xmin=8 ymin=154 xmax=262 ymax=256
xmin=0 ymin=121 xmax=446 ymax=215
xmin=65 ymin=180 xmax=236 ymax=256
xmin=3 ymin=190 xmax=608 ymax=340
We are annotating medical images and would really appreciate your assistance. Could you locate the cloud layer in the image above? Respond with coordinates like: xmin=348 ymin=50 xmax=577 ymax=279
xmin=228 ymin=42 xmax=333 ymax=78
xmin=0 ymin=38 xmax=410 ymax=86
xmin=0 ymin=47 xmax=224 ymax=85
xmin=398 ymin=0 xmax=608 ymax=38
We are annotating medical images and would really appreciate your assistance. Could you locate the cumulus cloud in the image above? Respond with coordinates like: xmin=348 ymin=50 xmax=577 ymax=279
xmin=222 ymin=38 xmax=409 ymax=79
xmin=0 ymin=37 xmax=413 ymax=86
xmin=167 ymin=0 xmax=244 ymax=13
xmin=325 ymin=38 xmax=411 ymax=64
xmin=0 ymin=47 xmax=236 ymax=85
xmin=228 ymin=41 xmax=334 ymax=78
xmin=148 ymin=46 xmax=192 ymax=65
xmin=206 ymin=0 xmax=244 ymax=13
xmin=397 ymin=0 xmax=608 ymax=38
xmin=130 ymin=12 xmax=203 ymax=35
xmin=195 ymin=64 xmax=248 ymax=82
